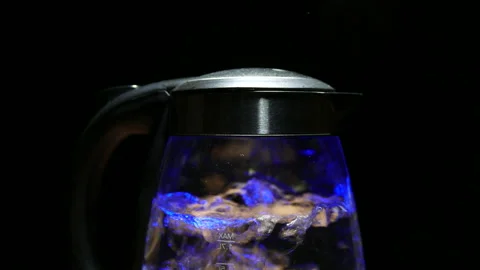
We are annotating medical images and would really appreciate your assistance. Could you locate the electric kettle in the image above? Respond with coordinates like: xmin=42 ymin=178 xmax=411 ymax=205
xmin=72 ymin=68 xmax=365 ymax=270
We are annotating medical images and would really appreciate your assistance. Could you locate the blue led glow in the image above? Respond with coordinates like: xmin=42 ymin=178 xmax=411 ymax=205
xmin=243 ymin=179 xmax=277 ymax=206
xmin=165 ymin=213 xmax=250 ymax=231
xmin=334 ymin=184 xmax=345 ymax=197
xmin=300 ymin=149 xmax=316 ymax=156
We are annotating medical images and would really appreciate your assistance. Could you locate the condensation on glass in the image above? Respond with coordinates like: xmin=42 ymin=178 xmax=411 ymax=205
xmin=142 ymin=136 xmax=365 ymax=270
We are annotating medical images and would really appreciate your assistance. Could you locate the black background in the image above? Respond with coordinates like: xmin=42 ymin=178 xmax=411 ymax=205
xmin=50 ymin=2 xmax=473 ymax=269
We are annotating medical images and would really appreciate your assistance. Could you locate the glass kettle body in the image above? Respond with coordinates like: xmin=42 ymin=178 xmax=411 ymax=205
xmin=72 ymin=68 xmax=365 ymax=270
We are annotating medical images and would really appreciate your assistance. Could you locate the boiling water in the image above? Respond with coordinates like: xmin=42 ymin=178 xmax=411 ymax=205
xmin=143 ymin=179 xmax=364 ymax=270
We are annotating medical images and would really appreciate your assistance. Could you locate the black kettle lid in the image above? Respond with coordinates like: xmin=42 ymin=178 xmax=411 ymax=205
xmin=169 ymin=68 xmax=361 ymax=136
xmin=173 ymin=68 xmax=335 ymax=92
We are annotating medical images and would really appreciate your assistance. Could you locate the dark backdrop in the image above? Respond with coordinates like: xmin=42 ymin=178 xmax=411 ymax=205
xmin=61 ymin=2 xmax=470 ymax=269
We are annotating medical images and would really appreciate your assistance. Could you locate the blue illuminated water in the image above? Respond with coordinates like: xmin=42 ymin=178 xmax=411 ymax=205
xmin=143 ymin=179 xmax=364 ymax=270
xmin=142 ymin=136 xmax=365 ymax=269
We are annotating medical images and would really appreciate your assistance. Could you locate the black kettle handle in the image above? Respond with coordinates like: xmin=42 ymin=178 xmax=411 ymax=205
xmin=71 ymin=78 xmax=192 ymax=270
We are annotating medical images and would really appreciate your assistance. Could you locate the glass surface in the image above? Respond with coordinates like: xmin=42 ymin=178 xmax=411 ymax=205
xmin=142 ymin=136 xmax=364 ymax=270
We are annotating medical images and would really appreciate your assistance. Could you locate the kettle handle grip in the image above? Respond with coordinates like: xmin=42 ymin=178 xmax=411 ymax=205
xmin=71 ymin=93 xmax=164 ymax=270
xmin=72 ymin=117 xmax=155 ymax=270
xmin=71 ymin=78 xmax=194 ymax=269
